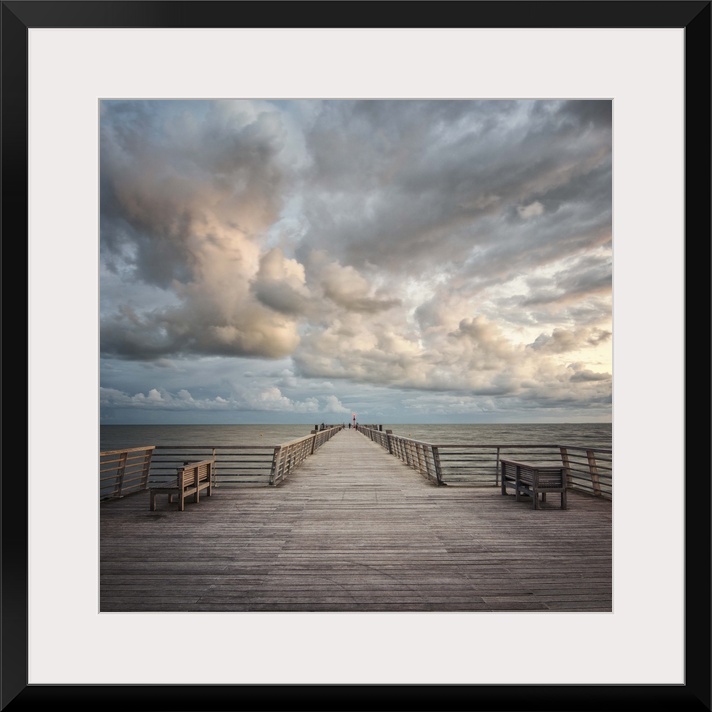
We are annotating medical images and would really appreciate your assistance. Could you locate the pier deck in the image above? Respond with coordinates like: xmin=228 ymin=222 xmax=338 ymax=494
xmin=101 ymin=428 xmax=612 ymax=612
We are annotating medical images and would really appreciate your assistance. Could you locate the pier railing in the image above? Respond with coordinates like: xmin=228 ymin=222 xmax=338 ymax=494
xmin=358 ymin=427 xmax=612 ymax=499
xmin=100 ymin=446 xmax=156 ymax=499
xmin=99 ymin=426 xmax=343 ymax=500
xmin=271 ymin=427 xmax=343 ymax=485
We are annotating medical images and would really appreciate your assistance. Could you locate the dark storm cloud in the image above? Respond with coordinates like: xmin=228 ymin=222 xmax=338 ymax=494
xmin=296 ymin=99 xmax=612 ymax=289
xmin=527 ymin=327 xmax=611 ymax=355
xmin=251 ymin=279 xmax=310 ymax=316
xmin=570 ymin=369 xmax=611 ymax=383
xmin=521 ymin=254 xmax=613 ymax=308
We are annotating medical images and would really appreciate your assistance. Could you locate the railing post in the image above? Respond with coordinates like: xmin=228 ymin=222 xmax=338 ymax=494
xmin=311 ymin=433 xmax=317 ymax=454
xmin=587 ymin=449 xmax=602 ymax=496
xmin=210 ymin=447 xmax=218 ymax=487
xmin=423 ymin=445 xmax=433 ymax=481
xmin=386 ymin=430 xmax=393 ymax=454
xmin=286 ymin=446 xmax=293 ymax=477
xmin=139 ymin=448 xmax=153 ymax=490
xmin=115 ymin=451 xmax=128 ymax=497
xmin=495 ymin=446 xmax=501 ymax=487
xmin=560 ymin=447 xmax=572 ymax=488
xmin=416 ymin=444 xmax=424 ymax=475
xmin=432 ymin=446 xmax=443 ymax=485
xmin=270 ymin=446 xmax=281 ymax=485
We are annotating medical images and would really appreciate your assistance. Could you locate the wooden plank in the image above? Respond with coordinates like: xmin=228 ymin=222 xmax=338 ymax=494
xmin=101 ymin=429 xmax=611 ymax=612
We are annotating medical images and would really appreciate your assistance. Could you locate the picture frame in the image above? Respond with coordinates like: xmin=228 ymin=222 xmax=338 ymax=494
xmin=7 ymin=1 xmax=710 ymax=709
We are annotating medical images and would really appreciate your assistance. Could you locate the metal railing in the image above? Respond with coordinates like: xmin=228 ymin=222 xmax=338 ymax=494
xmin=99 ymin=426 xmax=343 ymax=500
xmin=358 ymin=427 xmax=612 ymax=499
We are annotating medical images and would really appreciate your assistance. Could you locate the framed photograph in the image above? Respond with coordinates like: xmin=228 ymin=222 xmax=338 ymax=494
xmin=8 ymin=1 xmax=709 ymax=710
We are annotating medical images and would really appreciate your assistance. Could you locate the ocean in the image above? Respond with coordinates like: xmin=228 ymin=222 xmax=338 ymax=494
xmin=100 ymin=422 xmax=612 ymax=453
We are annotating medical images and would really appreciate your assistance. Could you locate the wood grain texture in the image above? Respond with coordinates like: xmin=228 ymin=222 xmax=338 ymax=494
xmin=101 ymin=429 xmax=612 ymax=612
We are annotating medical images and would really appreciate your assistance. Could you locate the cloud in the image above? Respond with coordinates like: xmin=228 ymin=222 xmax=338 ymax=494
xmin=527 ymin=326 xmax=611 ymax=354
xmin=517 ymin=201 xmax=545 ymax=219
xmin=100 ymin=386 xmax=230 ymax=411
xmin=250 ymin=248 xmax=312 ymax=316
xmin=101 ymin=101 xmax=304 ymax=361
xmin=100 ymin=384 xmax=351 ymax=415
xmin=297 ymin=100 xmax=611 ymax=278
xmin=569 ymin=368 xmax=611 ymax=383
xmin=100 ymin=99 xmax=612 ymax=422
xmin=243 ymin=386 xmax=316 ymax=412
xmin=318 ymin=259 xmax=401 ymax=314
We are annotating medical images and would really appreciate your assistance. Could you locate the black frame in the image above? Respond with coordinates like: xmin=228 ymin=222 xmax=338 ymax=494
xmin=4 ymin=2 xmax=710 ymax=710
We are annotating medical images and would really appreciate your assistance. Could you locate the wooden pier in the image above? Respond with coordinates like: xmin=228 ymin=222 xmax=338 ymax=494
xmin=100 ymin=428 xmax=612 ymax=612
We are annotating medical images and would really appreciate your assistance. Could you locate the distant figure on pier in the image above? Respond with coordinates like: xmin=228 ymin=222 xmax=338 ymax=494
xmin=348 ymin=422 xmax=352 ymax=429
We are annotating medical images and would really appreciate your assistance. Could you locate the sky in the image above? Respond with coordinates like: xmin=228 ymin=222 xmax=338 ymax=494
xmin=99 ymin=99 xmax=612 ymax=425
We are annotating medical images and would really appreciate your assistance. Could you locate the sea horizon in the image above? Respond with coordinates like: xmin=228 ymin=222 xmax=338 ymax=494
xmin=100 ymin=421 xmax=612 ymax=453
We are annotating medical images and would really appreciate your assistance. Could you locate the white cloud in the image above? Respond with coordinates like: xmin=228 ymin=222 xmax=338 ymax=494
xmin=517 ymin=200 xmax=545 ymax=219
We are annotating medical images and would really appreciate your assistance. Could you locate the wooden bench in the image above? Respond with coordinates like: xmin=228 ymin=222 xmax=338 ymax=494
xmin=150 ymin=459 xmax=213 ymax=511
xmin=501 ymin=459 xmax=567 ymax=510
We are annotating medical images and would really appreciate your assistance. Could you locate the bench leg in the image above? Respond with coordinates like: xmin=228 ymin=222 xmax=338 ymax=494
xmin=150 ymin=491 xmax=157 ymax=511
xmin=562 ymin=490 xmax=567 ymax=510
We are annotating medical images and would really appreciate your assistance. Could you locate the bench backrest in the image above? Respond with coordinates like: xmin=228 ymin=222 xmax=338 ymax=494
xmin=501 ymin=459 xmax=564 ymax=487
xmin=178 ymin=459 xmax=213 ymax=489
xmin=534 ymin=470 xmax=564 ymax=488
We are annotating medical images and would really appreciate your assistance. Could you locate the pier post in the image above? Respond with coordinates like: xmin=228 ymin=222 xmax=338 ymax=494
xmin=139 ymin=449 xmax=153 ymax=491
xmin=587 ymin=450 xmax=602 ymax=496
xmin=415 ymin=443 xmax=424 ymax=476
xmin=560 ymin=447 xmax=572 ymax=489
xmin=115 ymin=451 xmax=127 ymax=497
xmin=270 ymin=446 xmax=282 ymax=485
xmin=210 ymin=447 xmax=218 ymax=488
xmin=432 ymin=446 xmax=444 ymax=486
xmin=423 ymin=445 xmax=433 ymax=481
